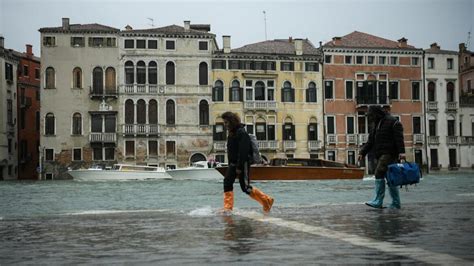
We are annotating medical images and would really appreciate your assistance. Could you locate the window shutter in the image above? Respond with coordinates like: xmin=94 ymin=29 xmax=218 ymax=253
xmin=239 ymin=87 xmax=243 ymax=101
xmin=282 ymin=125 xmax=287 ymax=140
xmin=212 ymin=87 xmax=216 ymax=101
xmin=291 ymin=125 xmax=296 ymax=140
xmin=281 ymin=89 xmax=285 ymax=102
xmin=291 ymin=88 xmax=295 ymax=102
xmin=306 ymin=89 xmax=310 ymax=102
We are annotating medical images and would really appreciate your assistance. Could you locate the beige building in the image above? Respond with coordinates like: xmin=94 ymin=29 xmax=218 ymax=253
xmin=0 ymin=37 xmax=19 ymax=179
xmin=210 ymin=36 xmax=323 ymax=163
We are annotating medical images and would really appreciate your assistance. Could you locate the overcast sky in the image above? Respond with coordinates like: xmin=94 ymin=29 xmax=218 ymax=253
xmin=1 ymin=0 xmax=473 ymax=56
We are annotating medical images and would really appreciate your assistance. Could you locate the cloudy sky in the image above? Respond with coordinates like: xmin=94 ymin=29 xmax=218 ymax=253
xmin=1 ymin=0 xmax=473 ymax=55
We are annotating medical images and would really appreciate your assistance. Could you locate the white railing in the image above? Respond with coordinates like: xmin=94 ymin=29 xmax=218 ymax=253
xmin=327 ymin=134 xmax=337 ymax=144
xmin=283 ymin=140 xmax=296 ymax=150
xmin=120 ymin=84 xmax=160 ymax=94
xmin=446 ymin=101 xmax=457 ymax=111
xmin=257 ymin=140 xmax=278 ymax=150
xmin=427 ymin=136 xmax=439 ymax=145
xmin=446 ymin=136 xmax=459 ymax=145
xmin=460 ymin=136 xmax=474 ymax=145
xmin=427 ymin=101 xmax=438 ymax=111
xmin=308 ymin=140 xmax=322 ymax=151
xmin=122 ymin=124 xmax=159 ymax=135
xmin=413 ymin=134 xmax=424 ymax=144
xmin=213 ymin=141 xmax=226 ymax=151
xmin=358 ymin=134 xmax=369 ymax=144
xmin=244 ymin=101 xmax=277 ymax=111
xmin=89 ymin=132 xmax=116 ymax=143
xmin=346 ymin=134 xmax=357 ymax=144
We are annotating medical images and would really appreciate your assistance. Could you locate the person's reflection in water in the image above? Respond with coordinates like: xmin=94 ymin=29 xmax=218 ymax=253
xmin=222 ymin=215 xmax=258 ymax=255
xmin=362 ymin=211 xmax=422 ymax=241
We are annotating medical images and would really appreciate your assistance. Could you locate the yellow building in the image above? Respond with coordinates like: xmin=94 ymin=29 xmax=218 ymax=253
xmin=210 ymin=36 xmax=323 ymax=163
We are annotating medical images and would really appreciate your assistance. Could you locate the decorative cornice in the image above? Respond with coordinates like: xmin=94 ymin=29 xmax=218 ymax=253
xmin=213 ymin=53 xmax=322 ymax=62
xmin=323 ymin=47 xmax=423 ymax=55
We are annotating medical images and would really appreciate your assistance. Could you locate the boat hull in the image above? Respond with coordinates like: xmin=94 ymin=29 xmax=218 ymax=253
xmin=68 ymin=170 xmax=172 ymax=181
xmin=166 ymin=168 xmax=223 ymax=180
xmin=215 ymin=166 xmax=364 ymax=180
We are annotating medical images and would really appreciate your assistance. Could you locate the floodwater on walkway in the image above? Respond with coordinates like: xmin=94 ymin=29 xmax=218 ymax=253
xmin=1 ymin=172 xmax=473 ymax=264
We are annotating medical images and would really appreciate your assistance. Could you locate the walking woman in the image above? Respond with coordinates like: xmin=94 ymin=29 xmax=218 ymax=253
xmin=221 ymin=111 xmax=274 ymax=213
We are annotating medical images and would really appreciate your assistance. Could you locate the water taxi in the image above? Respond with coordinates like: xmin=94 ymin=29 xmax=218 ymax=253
xmin=68 ymin=164 xmax=171 ymax=181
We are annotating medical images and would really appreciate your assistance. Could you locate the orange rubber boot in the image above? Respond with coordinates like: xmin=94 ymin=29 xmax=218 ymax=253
xmin=249 ymin=187 xmax=274 ymax=213
xmin=223 ymin=191 xmax=234 ymax=212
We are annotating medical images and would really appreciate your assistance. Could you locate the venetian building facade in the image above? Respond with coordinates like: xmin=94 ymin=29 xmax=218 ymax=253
xmin=118 ymin=21 xmax=217 ymax=169
xmin=39 ymin=18 xmax=120 ymax=179
xmin=0 ymin=37 xmax=19 ymax=179
xmin=211 ymin=36 xmax=323 ymax=163
xmin=458 ymin=43 xmax=474 ymax=168
xmin=323 ymin=32 xmax=424 ymax=170
xmin=424 ymin=43 xmax=460 ymax=170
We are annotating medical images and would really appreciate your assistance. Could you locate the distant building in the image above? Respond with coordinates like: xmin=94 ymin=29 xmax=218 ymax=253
xmin=211 ymin=36 xmax=323 ymax=162
xmin=424 ymin=43 xmax=460 ymax=170
xmin=458 ymin=43 xmax=474 ymax=168
xmin=0 ymin=37 xmax=19 ymax=179
xmin=323 ymin=32 xmax=424 ymax=170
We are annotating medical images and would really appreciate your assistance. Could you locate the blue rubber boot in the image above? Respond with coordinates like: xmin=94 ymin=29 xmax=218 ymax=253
xmin=388 ymin=185 xmax=401 ymax=209
xmin=365 ymin=179 xmax=385 ymax=208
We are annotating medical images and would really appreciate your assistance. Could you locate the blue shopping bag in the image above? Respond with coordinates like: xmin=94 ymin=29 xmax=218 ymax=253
xmin=385 ymin=162 xmax=421 ymax=188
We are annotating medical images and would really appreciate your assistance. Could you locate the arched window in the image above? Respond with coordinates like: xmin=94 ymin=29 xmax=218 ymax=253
xmin=137 ymin=99 xmax=146 ymax=124
xmin=230 ymin=80 xmax=241 ymax=101
xmin=105 ymin=67 xmax=116 ymax=94
xmin=282 ymin=81 xmax=294 ymax=102
xmin=307 ymin=82 xmax=317 ymax=102
xmin=45 ymin=67 xmax=55 ymax=89
xmin=72 ymin=113 xmax=82 ymax=135
xmin=255 ymin=117 xmax=267 ymax=140
xmin=255 ymin=81 xmax=265 ymax=101
xmin=212 ymin=80 xmax=224 ymax=102
xmin=125 ymin=61 xmax=134 ymax=85
xmin=73 ymin=67 xmax=82 ymax=89
xmin=166 ymin=61 xmax=175 ymax=85
xmin=149 ymin=100 xmax=158 ymax=124
xmin=447 ymin=82 xmax=455 ymax=102
xmin=282 ymin=118 xmax=295 ymax=140
xmin=199 ymin=62 xmax=208 ymax=85
xmin=199 ymin=100 xmax=209 ymax=125
xmin=428 ymin=81 xmax=436 ymax=102
xmin=148 ymin=61 xmax=157 ymax=85
xmin=45 ymin=113 xmax=55 ymax=135
xmin=137 ymin=61 xmax=146 ymax=85
xmin=92 ymin=67 xmax=103 ymax=94
xmin=166 ymin=99 xmax=175 ymax=125
xmin=125 ymin=99 xmax=134 ymax=124
xmin=190 ymin=153 xmax=207 ymax=164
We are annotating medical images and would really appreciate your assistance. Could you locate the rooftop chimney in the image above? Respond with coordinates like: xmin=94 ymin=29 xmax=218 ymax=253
xmin=332 ymin=37 xmax=342 ymax=46
xmin=26 ymin=44 xmax=33 ymax=56
xmin=223 ymin=35 xmax=231 ymax=53
xmin=62 ymin=18 xmax=70 ymax=30
xmin=125 ymin=25 xmax=133 ymax=31
xmin=459 ymin=43 xmax=466 ymax=52
xmin=430 ymin=42 xmax=440 ymax=50
xmin=0 ymin=36 xmax=4 ymax=48
xmin=289 ymin=36 xmax=293 ymax=43
xmin=184 ymin=20 xmax=190 ymax=31
xmin=398 ymin=37 xmax=408 ymax=48
xmin=294 ymin=39 xmax=303 ymax=55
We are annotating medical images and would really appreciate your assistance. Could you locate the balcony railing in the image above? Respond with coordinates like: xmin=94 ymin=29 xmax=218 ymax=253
xmin=244 ymin=101 xmax=277 ymax=111
xmin=460 ymin=136 xmax=474 ymax=145
xmin=213 ymin=141 xmax=226 ymax=151
xmin=308 ymin=140 xmax=322 ymax=151
xmin=346 ymin=134 xmax=357 ymax=144
xmin=427 ymin=101 xmax=438 ymax=111
xmin=283 ymin=140 xmax=296 ymax=150
xmin=121 ymin=84 xmax=160 ymax=94
xmin=427 ymin=136 xmax=440 ymax=145
xmin=257 ymin=140 xmax=278 ymax=150
xmin=460 ymin=95 xmax=474 ymax=107
xmin=89 ymin=132 xmax=116 ymax=143
xmin=356 ymin=96 xmax=390 ymax=106
xmin=89 ymin=88 xmax=118 ymax=99
xmin=327 ymin=134 xmax=337 ymax=144
xmin=413 ymin=134 xmax=424 ymax=144
xmin=358 ymin=134 xmax=369 ymax=144
xmin=122 ymin=124 xmax=159 ymax=135
xmin=446 ymin=136 xmax=459 ymax=145
xmin=446 ymin=102 xmax=457 ymax=112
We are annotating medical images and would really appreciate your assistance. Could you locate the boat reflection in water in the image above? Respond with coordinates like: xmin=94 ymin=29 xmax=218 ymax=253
xmin=216 ymin=158 xmax=364 ymax=180
xmin=166 ymin=161 xmax=227 ymax=180
xmin=68 ymin=164 xmax=171 ymax=181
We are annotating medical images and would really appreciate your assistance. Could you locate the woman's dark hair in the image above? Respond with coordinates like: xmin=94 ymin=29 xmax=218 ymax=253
xmin=221 ymin=111 xmax=241 ymax=134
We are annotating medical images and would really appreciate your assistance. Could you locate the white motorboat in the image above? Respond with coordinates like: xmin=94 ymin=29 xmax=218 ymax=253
xmin=166 ymin=161 xmax=226 ymax=180
xmin=68 ymin=164 xmax=171 ymax=181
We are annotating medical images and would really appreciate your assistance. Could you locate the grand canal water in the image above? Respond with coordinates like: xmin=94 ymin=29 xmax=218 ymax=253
xmin=1 ymin=172 xmax=473 ymax=264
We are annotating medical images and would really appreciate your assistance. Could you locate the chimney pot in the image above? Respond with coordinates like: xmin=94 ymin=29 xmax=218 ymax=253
xmin=398 ymin=37 xmax=408 ymax=48
xmin=184 ymin=20 xmax=190 ymax=31
xmin=26 ymin=44 xmax=33 ymax=56
xmin=332 ymin=37 xmax=342 ymax=46
xmin=223 ymin=35 xmax=231 ymax=53
xmin=0 ymin=36 xmax=4 ymax=48
xmin=294 ymin=38 xmax=303 ymax=55
xmin=62 ymin=18 xmax=70 ymax=30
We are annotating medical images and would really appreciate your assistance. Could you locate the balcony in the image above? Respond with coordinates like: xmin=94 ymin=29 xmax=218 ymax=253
xmin=413 ymin=134 xmax=424 ymax=144
xmin=244 ymin=101 xmax=277 ymax=111
xmin=308 ymin=140 xmax=322 ymax=151
xmin=445 ymin=102 xmax=457 ymax=112
xmin=460 ymin=95 xmax=474 ymax=107
xmin=427 ymin=101 xmax=438 ymax=112
xmin=283 ymin=140 xmax=296 ymax=150
xmin=122 ymin=124 xmax=159 ymax=136
xmin=213 ymin=141 xmax=226 ymax=151
xmin=89 ymin=132 xmax=116 ymax=143
xmin=346 ymin=134 xmax=357 ymax=145
xmin=327 ymin=134 xmax=337 ymax=145
xmin=446 ymin=136 xmax=459 ymax=145
xmin=356 ymin=96 xmax=390 ymax=107
xmin=20 ymin=97 xmax=32 ymax=109
xmin=89 ymin=87 xmax=118 ymax=99
xmin=120 ymin=84 xmax=160 ymax=95
xmin=427 ymin=136 xmax=440 ymax=145
xmin=258 ymin=140 xmax=278 ymax=150
xmin=358 ymin=134 xmax=369 ymax=144
xmin=460 ymin=136 xmax=474 ymax=145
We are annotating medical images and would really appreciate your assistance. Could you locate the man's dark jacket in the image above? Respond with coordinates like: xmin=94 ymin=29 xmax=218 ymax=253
xmin=360 ymin=113 xmax=405 ymax=159
xmin=226 ymin=124 xmax=250 ymax=170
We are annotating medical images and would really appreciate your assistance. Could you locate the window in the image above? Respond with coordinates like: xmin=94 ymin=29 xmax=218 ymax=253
xmin=216 ymin=154 xmax=225 ymax=163
xmin=166 ymin=100 xmax=175 ymax=125
xmin=137 ymin=100 xmax=146 ymax=124
xmin=125 ymin=141 xmax=135 ymax=157
xmin=36 ymin=111 xmax=40 ymax=131
xmin=166 ymin=61 xmax=175 ymax=85
xmin=5 ymin=62 xmax=13 ymax=81
xmin=229 ymin=80 xmax=242 ymax=102
xmin=413 ymin=117 xmax=421 ymax=134
xmin=124 ymin=39 xmax=134 ymax=49
xmin=324 ymin=80 xmax=334 ymax=99
xmin=35 ymin=68 xmax=40 ymax=79
xmin=412 ymin=81 xmax=421 ymax=100
xmin=136 ymin=61 xmax=146 ymax=85
xmin=280 ymin=62 xmax=294 ymax=71
xmin=43 ymin=36 xmax=55 ymax=46
xmin=148 ymin=40 xmax=157 ymax=49
xmin=282 ymin=81 xmax=294 ymax=102
xmin=324 ymin=55 xmax=332 ymax=64
xmin=149 ymin=141 xmax=158 ymax=157
xmin=8 ymin=139 xmax=12 ymax=153
xmin=149 ymin=100 xmax=158 ymax=125
xmin=213 ymin=123 xmax=226 ymax=140
xmin=345 ymin=80 xmax=353 ymax=99
xmin=447 ymin=58 xmax=453 ymax=70
xmin=125 ymin=99 xmax=134 ymax=124
xmin=378 ymin=56 xmax=386 ymax=65
xmin=199 ymin=62 xmax=208 ymax=85
xmin=23 ymin=65 xmax=29 ymax=76
xmin=45 ymin=67 xmax=55 ymax=89
xmin=305 ymin=62 xmax=319 ymax=71
xmin=390 ymin=57 xmax=398 ymax=65
xmin=256 ymin=123 xmax=267 ymax=140
xmin=45 ymin=113 xmax=55 ymax=135
xmin=148 ymin=61 xmax=157 ymax=85
xmin=91 ymin=115 xmax=103 ymax=132
xmin=346 ymin=116 xmax=355 ymax=134
xmin=348 ymin=151 xmax=356 ymax=165
xmin=105 ymin=67 xmax=116 ymax=94
xmin=389 ymin=81 xmax=399 ymax=100
xmin=199 ymin=100 xmax=209 ymax=125
xmin=254 ymin=81 xmax=265 ymax=101
xmin=356 ymin=56 xmax=364 ymax=64
xmin=468 ymin=80 xmax=472 ymax=92
xmin=136 ymin=39 xmax=146 ymax=49
xmin=212 ymin=80 xmax=224 ymax=101
xmin=429 ymin=119 xmax=436 ymax=136
xmin=327 ymin=116 xmax=335 ymax=134
xmin=327 ymin=151 xmax=336 ymax=161
xmin=105 ymin=146 xmax=115 ymax=160
xmin=229 ymin=60 xmax=240 ymax=70
xmin=45 ymin=149 xmax=54 ymax=161
xmin=282 ymin=123 xmax=295 ymax=140
xmin=428 ymin=81 xmax=436 ymax=101
xmin=448 ymin=120 xmax=455 ymax=136
xmin=411 ymin=57 xmax=419 ymax=66
xmin=125 ymin=61 xmax=134 ymax=84
xmin=7 ymin=100 xmax=12 ymax=125
xmin=267 ymin=80 xmax=275 ymax=101
xmin=73 ymin=148 xmax=82 ymax=161
xmin=92 ymin=67 xmax=104 ymax=94
xmin=72 ymin=113 xmax=82 ymax=135
xmin=166 ymin=40 xmax=175 ymax=50
xmin=73 ymin=67 xmax=82 ymax=89
xmin=367 ymin=56 xmax=374 ymax=64
xmin=166 ymin=141 xmax=176 ymax=157
xmin=89 ymin=37 xmax=105 ymax=47
xmin=345 ymin=56 xmax=352 ymax=64
xmin=428 ymin=58 xmax=434 ymax=69
xmin=447 ymin=82 xmax=455 ymax=102
xmin=199 ymin=41 xmax=208 ymax=51
xmin=93 ymin=146 xmax=103 ymax=161
xmin=212 ymin=60 xmax=226 ymax=69
xmin=71 ymin=37 xmax=84 ymax=47
xmin=308 ymin=123 xmax=318 ymax=140
xmin=306 ymin=82 xmax=317 ymax=102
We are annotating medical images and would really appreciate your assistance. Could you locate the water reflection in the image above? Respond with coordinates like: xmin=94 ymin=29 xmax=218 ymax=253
xmin=222 ymin=215 xmax=257 ymax=255
xmin=361 ymin=210 xmax=422 ymax=241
